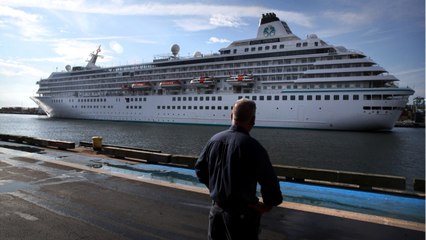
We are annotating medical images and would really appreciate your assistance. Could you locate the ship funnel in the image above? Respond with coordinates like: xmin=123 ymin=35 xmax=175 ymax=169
xmin=257 ymin=12 xmax=299 ymax=40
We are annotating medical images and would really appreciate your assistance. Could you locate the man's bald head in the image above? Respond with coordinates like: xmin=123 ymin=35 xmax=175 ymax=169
xmin=232 ymin=99 xmax=256 ymax=131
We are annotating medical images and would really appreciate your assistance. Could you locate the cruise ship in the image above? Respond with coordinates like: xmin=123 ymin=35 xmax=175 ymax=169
xmin=31 ymin=13 xmax=414 ymax=131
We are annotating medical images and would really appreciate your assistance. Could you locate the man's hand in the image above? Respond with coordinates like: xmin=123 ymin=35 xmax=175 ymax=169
xmin=248 ymin=202 xmax=273 ymax=214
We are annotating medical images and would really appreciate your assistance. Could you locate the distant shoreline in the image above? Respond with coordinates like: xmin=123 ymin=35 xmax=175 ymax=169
xmin=0 ymin=107 xmax=46 ymax=115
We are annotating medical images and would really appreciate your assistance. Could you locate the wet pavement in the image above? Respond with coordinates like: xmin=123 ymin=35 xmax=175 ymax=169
xmin=0 ymin=142 xmax=424 ymax=240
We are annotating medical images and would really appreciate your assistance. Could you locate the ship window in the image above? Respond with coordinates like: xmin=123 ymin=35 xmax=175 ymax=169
xmin=172 ymin=97 xmax=176 ymax=101
xmin=259 ymin=96 xmax=264 ymax=100
xmin=296 ymin=43 xmax=301 ymax=47
xmin=178 ymin=97 xmax=181 ymax=101
xmin=343 ymin=95 xmax=349 ymax=100
xmin=218 ymin=96 xmax=222 ymax=101
xmin=258 ymin=47 xmax=263 ymax=51
xmin=364 ymin=95 xmax=371 ymax=100
xmin=383 ymin=95 xmax=392 ymax=100
xmin=233 ymin=49 xmax=237 ymax=54
xmin=334 ymin=95 xmax=339 ymax=100
xmin=139 ymin=106 xmax=142 ymax=109
xmin=206 ymin=97 xmax=210 ymax=101
xmin=316 ymin=95 xmax=321 ymax=100
xmin=194 ymin=97 xmax=198 ymax=101
xmin=325 ymin=95 xmax=330 ymax=100
xmin=238 ymin=96 xmax=243 ymax=99
xmin=172 ymin=106 xmax=176 ymax=109
xmin=372 ymin=95 xmax=382 ymax=100
xmin=157 ymin=106 xmax=160 ymax=109
xmin=224 ymin=106 xmax=229 ymax=110
xmin=177 ymin=106 xmax=181 ymax=109
xmin=290 ymin=95 xmax=296 ymax=101
xmin=307 ymin=95 xmax=312 ymax=100
xmin=162 ymin=106 xmax=165 ymax=109
xmin=167 ymin=106 xmax=171 ymax=109
xmin=189 ymin=97 xmax=193 ymax=101
xmin=126 ymin=106 xmax=129 ymax=109
xmin=298 ymin=95 xmax=304 ymax=100
xmin=212 ymin=106 xmax=215 ymax=110
xmin=205 ymin=106 xmax=209 ymax=110
xmin=212 ymin=96 xmax=216 ymax=101
xmin=272 ymin=45 xmax=277 ymax=49
xmin=274 ymin=95 xmax=279 ymax=100
xmin=353 ymin=95 xmax=359 ymax=100
xmin=183 ymin=106 xmax=186 ymax=110
xmin=245 ymin=48 xmax=249 ymax=52
xmin=363 ymin=106 xmax=371 ymax=110
xmin=194 ymin=106 xmax=197 ymax=109
xmin=251 ymin=47 xmax=255 ymax=51
xmin=282 ymin=96 xmax=288 ymax=100
xmin=303 ymin=42 xmax=308 ymax=47
xmin=188 ymin=106 xmax=192 ymax=109
xmin=265 ymin=46 xmax=270 ymax=50
xmin=200 ymin=106 xmax=203 ymax=110
xmin=383 ymin=106 xmax=392 ymax=110
xmin=280 ymin=45 xmax=284 ymax=49
xmin=267 ymin=96 xmax=272 ymax=101
xmin=315 ymin=42 xmax=318 ymax=46
xmin=372 ymin=106 xmax=381 ymax=110
xmin=252 ymin=96 xmax=257 ymax=100
xmin=218 ymin=106 xmax=222 ymax=110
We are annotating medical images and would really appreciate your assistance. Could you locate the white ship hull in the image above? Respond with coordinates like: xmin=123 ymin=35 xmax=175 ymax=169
xmin=31 ymin=88 xmax=412 ymax=131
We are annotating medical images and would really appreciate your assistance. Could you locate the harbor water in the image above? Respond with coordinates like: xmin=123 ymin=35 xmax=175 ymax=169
xmin=0 ymin=114 xmax=424 ymax=182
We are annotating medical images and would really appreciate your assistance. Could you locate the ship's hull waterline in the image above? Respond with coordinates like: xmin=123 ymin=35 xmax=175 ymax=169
xmin=31 ymin=87 xmax=412 ymax=131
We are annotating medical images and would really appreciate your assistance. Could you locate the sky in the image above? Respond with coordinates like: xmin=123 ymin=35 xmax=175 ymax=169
xmin=0 ymin=0 xmax=424 ymax=107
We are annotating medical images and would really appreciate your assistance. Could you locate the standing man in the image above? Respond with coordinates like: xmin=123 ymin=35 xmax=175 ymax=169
xmin=195 ymin=98 xmax=283 ymax=240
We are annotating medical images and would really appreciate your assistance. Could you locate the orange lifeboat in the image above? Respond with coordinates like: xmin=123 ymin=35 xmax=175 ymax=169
xmin=159 ymin=80 xmax=181 ymax=88
xmin=190 ymin=76 xmax=215 ymax=88
xmin=131 ymin=82 xmax=151 ymax=89
xmin=226 ymin=74 xmax=254 ymax=86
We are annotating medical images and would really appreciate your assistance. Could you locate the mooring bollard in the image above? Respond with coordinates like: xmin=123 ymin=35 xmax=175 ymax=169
xmin=92 ymin=136 xmax=103 ymax=151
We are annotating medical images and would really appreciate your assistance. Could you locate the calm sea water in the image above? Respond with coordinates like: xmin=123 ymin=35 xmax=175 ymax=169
xmin=0 ymin=114 xmax=424 ymax=181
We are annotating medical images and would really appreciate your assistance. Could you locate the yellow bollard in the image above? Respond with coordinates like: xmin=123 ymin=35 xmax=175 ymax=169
xmin=92 ymin=136 xmax=103 ymax=151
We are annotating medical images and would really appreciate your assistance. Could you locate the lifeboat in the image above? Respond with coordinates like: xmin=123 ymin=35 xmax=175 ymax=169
xmin=190 ymin=76 xmax=215 ymax=88
xmin=159 ymin=80 xmax=181 ymax=88
xmin=131 ymin=82 xmax=151 ymax=89
xmin=226 ymin=74 xmax=254 ymax=86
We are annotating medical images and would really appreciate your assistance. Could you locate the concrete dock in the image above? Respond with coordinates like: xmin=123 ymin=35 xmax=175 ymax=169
xmin=0 ymin=141 xmax=424 ymax=240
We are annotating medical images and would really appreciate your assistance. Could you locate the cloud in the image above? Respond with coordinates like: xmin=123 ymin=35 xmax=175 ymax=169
xmin=209 ymin=14 xmax=244 ymax=28
xmin=2 ymin=1 xmax=313 ymax=28
xmin=51 ymin=40 xmax=101 ymax=62
xmin=0 ymin=59 xmax=47 ymax=77
xmin=0 ymin=5 xmax=49 ymax=39
xmin=174 ymin=18 xmax=215 ymax=32
xmin=174 ymin=14 xmax=246 ymax=32
xmin=207 ymin=37 xmax=230 ymax=44
xmin=109 ymin=41 xmax=123 ymax=54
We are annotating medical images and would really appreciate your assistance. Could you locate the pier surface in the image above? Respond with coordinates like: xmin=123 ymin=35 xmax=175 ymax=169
xmin=0 ymin=142 xmax=424 ymax=240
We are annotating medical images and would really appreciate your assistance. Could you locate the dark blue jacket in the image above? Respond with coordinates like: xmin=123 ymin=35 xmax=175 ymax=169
xmin=195 ymin=125 xmax=283 ymax=207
